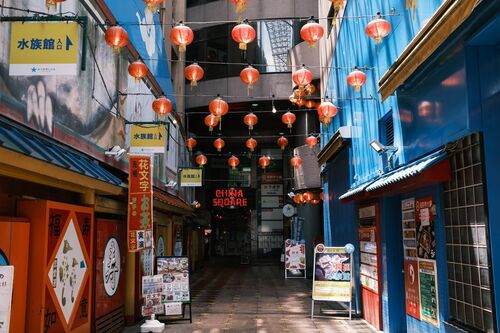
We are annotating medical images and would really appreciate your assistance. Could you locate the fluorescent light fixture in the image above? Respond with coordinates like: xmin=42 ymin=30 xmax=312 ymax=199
xmin=104 ymin=145 xmax=127 ymax=161
xmin=369 ymin=139 xmax=398 ymax=154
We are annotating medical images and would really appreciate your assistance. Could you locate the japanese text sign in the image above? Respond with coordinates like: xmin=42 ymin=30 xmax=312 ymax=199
xmin=130 ymin=125 xmax=166 ymax=154
xmin=0 ymin=266 xmax=14 ymax=333
xmin=128 ymin=155 xmax=153 ymax=252
xmin=179 ymin=168 xmax=202 ymax=187
xmin=9 ymin=22 xmax=79 ymax=76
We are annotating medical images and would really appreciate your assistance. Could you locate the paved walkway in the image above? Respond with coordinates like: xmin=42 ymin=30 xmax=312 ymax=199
xmin=125 ymin=258 xmax=375 ymax=333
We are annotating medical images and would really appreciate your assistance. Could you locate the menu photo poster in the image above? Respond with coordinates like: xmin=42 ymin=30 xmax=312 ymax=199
xmin=284 ymin=239 xmax=306 ymax=279
xmin=418 ymin=259 xmax=439 ymax=327
xmin=141 ymin=274 xmax=164 ymax=316
xmin=416 ymin=197 xmax=437 ymax=260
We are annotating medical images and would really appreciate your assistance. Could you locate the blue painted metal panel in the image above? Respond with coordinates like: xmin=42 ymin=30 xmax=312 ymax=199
xmin=103 ymin=0 xmax=176 ymax=105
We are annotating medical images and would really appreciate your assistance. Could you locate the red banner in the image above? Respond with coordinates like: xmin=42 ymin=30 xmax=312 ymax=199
xmin=128 ymin=155 xmax=153 ymax=252
xmin=404 ymin=259 xmax=421 ymax=319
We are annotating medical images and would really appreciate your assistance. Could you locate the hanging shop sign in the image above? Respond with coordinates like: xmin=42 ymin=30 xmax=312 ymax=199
xmin=128 ymin=155 xmax=153 ymax=252
xmin=179 ymin=167 xmax=203 ymax=187
xmin=130 ymin=125 xmax=166 ymax=154
xmin=284 ymin=239 xmax=305 ymax=272
xmin=103 ymin=237 xmax=121 ymax=297
xmin=312 ymin=244 xmax=352 ymax=302
xmin=404 ymin=259 xmax=420 ymax=320
xmin=416 ymin=197 xmax=436 ymax=259
xmin=212 ymin=188 xmax=248 ymax=208
xmin=418 ymin=259 xmax=439 ymax=327
xmin=141 ymin=274 xmax=164 ymax=316
xmin=0 ymin=266 xmax=14 ymax=333
xmin=9 ymin=22 xmax=79 ymax=76
xmin=157 ymin=257 xmax=191 ymax=303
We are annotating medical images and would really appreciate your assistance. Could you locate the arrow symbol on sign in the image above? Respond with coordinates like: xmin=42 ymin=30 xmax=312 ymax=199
xmin=66 ymin=35 xmax=73 ymax=50
xmin=158 ymin=133 xmax=162 ymax=140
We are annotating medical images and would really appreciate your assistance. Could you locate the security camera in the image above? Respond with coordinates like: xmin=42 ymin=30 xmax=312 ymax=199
xmin=105 ymin=145 xmax=127 ymax=161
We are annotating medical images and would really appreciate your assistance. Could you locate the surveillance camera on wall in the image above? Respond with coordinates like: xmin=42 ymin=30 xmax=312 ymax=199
xmin=105 ymin=145 xmax=127 ymax=161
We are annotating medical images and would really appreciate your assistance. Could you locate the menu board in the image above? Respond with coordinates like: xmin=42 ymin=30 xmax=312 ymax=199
xmin=359 ymin=226 xmax=378 ymax=293
xmin=284 ymin=239 xmax=305 ymax=270
xmin=141 ymin=274 xmax=164 ymax=316
xmin=418 ymin=259 xmax=439 ymax=327
xmin=416 ymin=198 xmax=436 ymax=260
xmin=157 ymin=257 xmax=190 ymax=303
xmin=401 ymin=198 xmax=417 ymax=258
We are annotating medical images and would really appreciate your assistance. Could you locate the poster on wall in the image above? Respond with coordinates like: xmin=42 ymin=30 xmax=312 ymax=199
xmin=141 ymin=274 xmax=164 ymax=316
xmin=312 ymin=244 xmax=352 ymax=302
xmin=157 ymin=257 xmax=190 ymax=303
xmin=0 ymin=266 xmax=14 ymax=333
xmin=284 ymin=239 xmax=305 ymax=277
xmin=418 ymin=259 xmax=439 ymax=327
xmin=401 ymin=198 xmax=417 ymax=258
xmin=128 ymin=155 xmax=153 ymax=252
xmin=404 ymin=259 xmax=420 ymax=320
xmin=416 ymin=197 xmax=436 ymax=260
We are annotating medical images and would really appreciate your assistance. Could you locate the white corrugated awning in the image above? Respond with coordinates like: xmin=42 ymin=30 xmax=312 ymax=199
xmin=338 ymin=181 xmax=373 ymax=201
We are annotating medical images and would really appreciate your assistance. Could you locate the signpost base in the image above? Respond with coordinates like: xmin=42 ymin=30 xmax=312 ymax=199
xmin=140 ymin=315 xmax=165 ymax=333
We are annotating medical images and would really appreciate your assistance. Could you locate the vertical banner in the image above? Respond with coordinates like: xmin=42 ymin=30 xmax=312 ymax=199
xmin=128 ymin=155 xmax=153 ymax=252
xmin=418 ymin=259 xmax=439 ymax=327
xmin=0 ymin=266 xmax=14 ymax=333
xmin=404 ymin=259 xmax=420 ymax=319
xmin=312 ymin=244 xmax=352 ymax=302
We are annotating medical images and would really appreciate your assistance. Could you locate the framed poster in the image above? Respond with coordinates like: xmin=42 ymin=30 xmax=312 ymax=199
xmin=312 ymin=244 xmax=351 ymax=302
xmin=156 ymin=257 xmax=190 ymax=303
xmin=284 ymin=239 xmax=306 ymax=279
xmin=416 ymin=197 xmax=436 ymax=259
xmin=418 ymin=259 xmax=439 ymax=327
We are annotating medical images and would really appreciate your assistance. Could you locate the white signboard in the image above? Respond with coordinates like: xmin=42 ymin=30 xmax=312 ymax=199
xmin=0 ymin=266 xmax=14 ymax=333
xmin=261 ymin=196 xmax=282 ymax=208
xmin=261 ymin=208 xmax=282 ymax=220
xmin=261 ymin=184 xmax=283 ymax=196
xmin=164 ymin=302 xmax=183 ymax=316
xmin=103 ymin=237 xmax=121 ymax=297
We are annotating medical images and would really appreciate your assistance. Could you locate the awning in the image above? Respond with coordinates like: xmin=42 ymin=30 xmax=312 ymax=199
xmin=153 ymin=191 xmax=194 ymax=215
xmin=339 ymin=151 xmax=450 ymax=202
xmin=318 ymin=126 xmax=352 ymax=165
xmin=365 ymin=152 xmax=447 ymax=192
xmin=0 ymin=116 xmax=125 ymax=195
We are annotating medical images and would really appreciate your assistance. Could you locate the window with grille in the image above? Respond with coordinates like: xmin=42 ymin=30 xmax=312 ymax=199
xmin=379 ymin=111 xmax=394 ymax=168
xmin=444 ymin=133 xmax=495 ymax=332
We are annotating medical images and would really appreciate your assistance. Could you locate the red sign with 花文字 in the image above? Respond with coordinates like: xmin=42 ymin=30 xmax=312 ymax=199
xmin=405 ymin=259 xmax=421 ymax=319
xmin=128 ymin=155 xmax=153 ymax=252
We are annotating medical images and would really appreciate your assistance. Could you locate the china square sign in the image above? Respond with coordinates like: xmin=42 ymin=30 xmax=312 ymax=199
xmin=9 ymin=22 xmax=79 ymax=76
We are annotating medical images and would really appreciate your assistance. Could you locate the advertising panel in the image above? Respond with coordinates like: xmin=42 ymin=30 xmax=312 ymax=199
xmin=141 ymin=274 xmax=164 ymax=316
xmin=312 ymin=244 xmax=352 ymax=302
xmin=179 ymin=168 xmax=203 ymax=187
xmin=129 ymin=125 xmax=167 ymax=154
xmin=284 ymin=239 xmax=305 ymax=270
xmin=128 ymin=156 xmax=153 ymax=252
xmin=404 ymin=259 xmax=421 ymax=319
xmin=419 ymin=259 xmax=439 ymax=327
xmin=157 ymin=257 xmax=190 ymax=303
xmin=416 ymin=197 xmax=436 ymax=260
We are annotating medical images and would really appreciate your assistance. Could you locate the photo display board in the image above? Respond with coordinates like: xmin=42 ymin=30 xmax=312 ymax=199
xmin=156 ymin=256 xmax=190 ymax=303
xmin=285 ymin=239 xmax=305 ymax=270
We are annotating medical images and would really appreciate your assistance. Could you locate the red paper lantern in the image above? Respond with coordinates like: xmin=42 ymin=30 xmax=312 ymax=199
xmin=366 ymin=13 xmax=391 ymax=44
xmin=317 ymin=101 xmax=338 ymax=118
xmin=231 ymin=20 xmax=256 ymax=51
xmin=277 ymin=136 xmax=289 ymax=150
xmin=305 ymin=100 xmax=316 ymax=109
xmin=105 ymin=25 xmax=129 ymax=53
xmin=209 ymin=96 xmax=229 ymax=120
xmin=347 ymin=67 xmax=367 ymax=92
xmin=243 ymin=113 xmax=258 ymax=130
xmin=170 ymin=22 xmax=194 ymax=52
xmin=290 ymin=156 xmax=302 ymax=168
xmin=305 ymin=83 xmax=316 ymax=96
xmin=258 ymin=156 xmax=270 ymax=169
xmin=214 ymin=138 xmax=225 ymax=152
xmin=152 ymin=96 xmax=172 ymax=115
xmin=311 ymin=198 xmax=320 ymax=205
xmin=246 ymin=138 xmax=257 ymax=152
xmin=240 ymin=65 xmax=260 ymax=90
xmin=196 ymin=154 xmax=207 ymax=167
xmin=300 ymin=18 xmax=324 ymax=48
xmin=186 ymin=137 xmax=197 ymax=151
xmin=320 ymin=116 xmax=333 ymax=126
xmin=228 ymin=155 xmax=240 ymax=169
xmin=293 ymin=193 xmax=303 ymax=205
xmin=128 ymin=60 xmax=148 ymax=81
xmin=144 ymin=0 xmax=163 ymax=12
xmin=292 ymin=65 xmax=313 ymax=88
xmin=289 ymin=94 xmax=298 ymax=105
xmin=295 ymin=98 xmax=305 ymax=107
xmin=282 ymin=112 xmax=296 ymax=129
xmin=306 ymin=135 xmax=318 ymax=148
xmin=293 ymin=88 xmax=306 ymax=99
xmin=303 ymin=191 xmax=314 ymax=202
xmin=204 ymin=114 xmax=219 ymax=132
xmin=229 ymin=0 xmax=248 ymax=14
xmin=184 ymin=63 xmax=204 ymax=87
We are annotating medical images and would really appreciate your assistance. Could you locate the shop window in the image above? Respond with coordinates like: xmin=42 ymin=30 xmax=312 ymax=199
xmin=444 ymin=133 xmax=495 ymax=332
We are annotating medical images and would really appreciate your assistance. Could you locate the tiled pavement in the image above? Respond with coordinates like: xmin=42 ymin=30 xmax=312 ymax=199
xmin=124 ymin=258 xmax=376 ymax=333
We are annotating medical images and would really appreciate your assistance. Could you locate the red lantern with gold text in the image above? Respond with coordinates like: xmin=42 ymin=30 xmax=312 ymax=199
xmin=306 ymin=135 xmax=318 ymax=148
xmin=214 ymin=138 xmax=225 ymax=152
xmin=365 ymin=13 xmax=391 ymax=44
xmin=243 ymin=113 xmax=258 ymax=130
xmin=152 ymin=96 xmax=172 ymax=116
xmin=209 ymin=95 xmax=229 ymax=121
xmin=170 ymin=22 xmax=194 ymax=52
xmin=105 ymin=25 xmax=129 ymax=53
xmin=246 ymin=138 xmax=257 ymax=152
xmin=204 ymin=114 xmax=219 ymax=132
xmin=231 ymin=20 xmax=256 ymax=51
xmin=229 ymin=0 xmax=248 ymax=14
xmin=290 ymin=156 xmax=302 ymax=169
xmin=196 ymin=154 xmax=207 ymax=167
xmin=282 ymin=111 xmax=296 ymax=129
xmin=292 ymin=65 xmax=313 ymax=89
xmin=186 ymin=138 xmax=197 ymax=152
xmin=228 ymin=155 xmax=240 ymax=170
xmin=277 ymin=136 xmax=288 ymax=150
xmin=240 ymin=65 xmax=260 ymax=91
xmin=347 ymin=67 xmax=367 ymax=92
xmin=303 ymin=191 xmax=314 ymax=203
xmin=300 ymin=17 xmax=324 ymax=48
xmin=144 ymin=0 xmax=163 ymax=12
xmin=184 ymin=62 xmax=204 ymax=87
xmin=128 ymin=60 xmax=148 ymax=82
xmin=258 ymin=156 xmax=270 ymax=169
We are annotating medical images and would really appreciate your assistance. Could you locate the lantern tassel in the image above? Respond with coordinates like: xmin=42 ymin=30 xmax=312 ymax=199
xmin=239 ymin=43 xmax=247 ymax=51
xmin=235 ymin=0 xmax=248 ymax=14
xmin=191 ymin=79 xmax=197 ymax=87
xmin=309 ymin=41 xmax=316 ymax=48
xmin=179 ymin=45 xmax=186 ymax=52
xmin=354 ymin=85 xmax=361 ymax=92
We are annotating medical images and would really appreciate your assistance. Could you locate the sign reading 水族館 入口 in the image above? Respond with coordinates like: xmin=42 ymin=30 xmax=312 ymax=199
xmin=128 ymin=155 xmax=153 ymax=252
xmin=9 ymin=22 xmax=79 ymax=76
xmin=179 ymin=167 xmax=203 ymax=187
xmin=130 ymin=125 xmax=167 ymax=154
xmin=212 ymin=188 xmax=248 ymax=208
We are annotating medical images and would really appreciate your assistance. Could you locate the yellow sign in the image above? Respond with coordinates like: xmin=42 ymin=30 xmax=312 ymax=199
xmin=130 ymin=125 xmax=166 ymax=154
xmin=179 ymin=168 xmax=203 ymax=187
xmin=9 ymin=22 xmax=79 ymax=76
